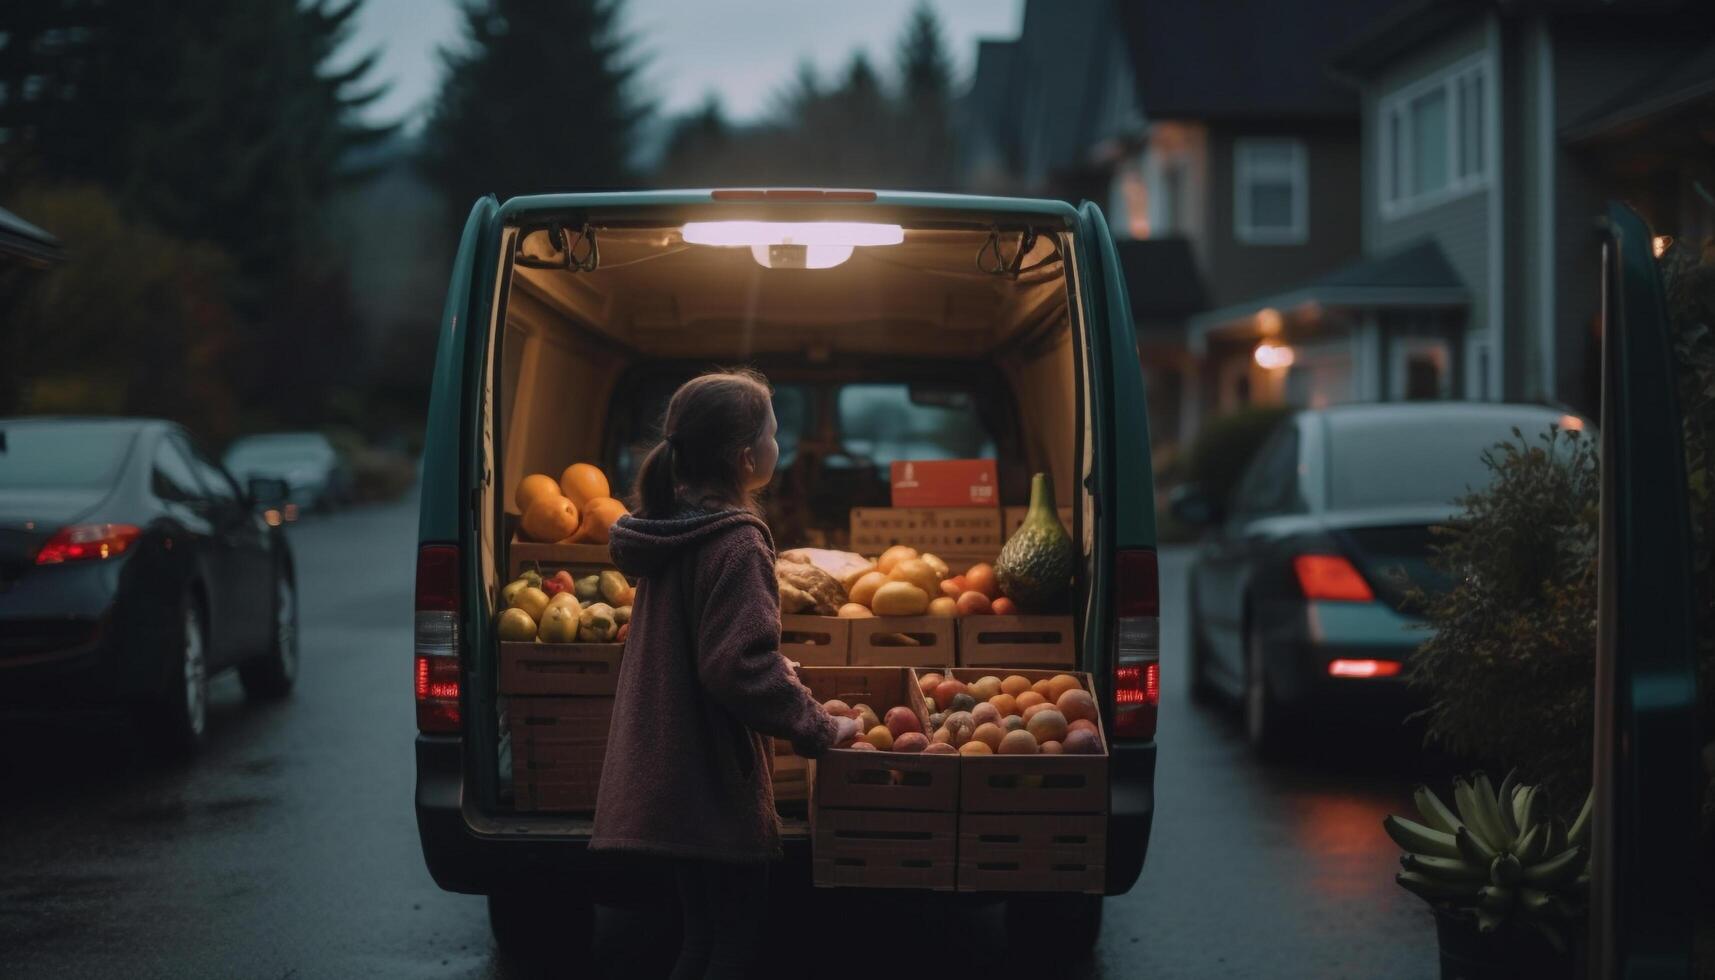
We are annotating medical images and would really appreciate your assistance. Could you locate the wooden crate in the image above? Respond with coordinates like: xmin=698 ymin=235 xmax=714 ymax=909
xmin=849 ymin=507 xmax=1003 ymax=559
xmin=509 ymin=696 xmax=613 ymax=812
xmin=1002 ymin=505 xmax=1075 ymax=538
xmin=847 ymin=616 xmax=956 ymax=668
xmin=796 ymin=666 xmax=957 ymax=811
xmin=810 ymin=806 xmax=957 ymax=891
xmin=957 ymin=813 xmax=1106 ymax=894
xmin=780 ymin=614 xmax=849 ymax=667
xmin=771 ymin=747 xmax=810 ymax=804
xmin=945 ymin=668 xmax=1108 ymax=815
xmin=508 ymin=530 xmax=614 ymax=578
xmin=956 ymin=615 xmax=1075 ymax=669
xmin=499 ymin=641 xmax=625 ymax=695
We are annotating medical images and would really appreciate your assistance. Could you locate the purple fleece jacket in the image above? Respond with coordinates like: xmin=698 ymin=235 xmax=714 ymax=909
xmin=590 ymin=508 xmax=838 ymax=862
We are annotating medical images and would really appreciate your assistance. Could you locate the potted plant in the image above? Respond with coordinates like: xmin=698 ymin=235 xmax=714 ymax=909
xmin=1385 ymin=771 xmax=1592 ymax=979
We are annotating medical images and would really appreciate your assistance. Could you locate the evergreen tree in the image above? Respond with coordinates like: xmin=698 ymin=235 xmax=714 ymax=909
xmin=420 ymin=0 xmax=649 ymax=217
xmin=658 ymin=95 xmax=731 ymax=185
xmin=894 ymin=1 xmax=955 ymax=187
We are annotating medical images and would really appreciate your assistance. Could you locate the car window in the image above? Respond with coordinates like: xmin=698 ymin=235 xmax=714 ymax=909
xmin=0 ymin=421 xmax=136 ymax=490
xmin=1232 ymin=426 xmax=1301 ymax=518
xmin=1325 ymin=412 xmax=1564 ymax=511
xmin=152 ymin=437 xmax=206 ymax=504
xmin=185 ymin=442 xmax=240 ymax=504
xmin=836 ymin=384 xmax=996 ymax=467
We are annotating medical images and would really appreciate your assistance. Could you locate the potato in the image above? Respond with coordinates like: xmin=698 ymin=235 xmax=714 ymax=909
xmin=871 ymin=581 xmax=930 ymax=616
xmin=848 ymin=571 xmax=888 ymax=608
xmin=877 ymin=545 xmax=919 ymax=574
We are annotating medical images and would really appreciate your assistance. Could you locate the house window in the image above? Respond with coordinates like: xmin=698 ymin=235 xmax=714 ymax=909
xmin=1235 ymin=138 xmax=1307 ymax=244
xmin=1390 ymin=337 xmax=1453 ymax=400
xmin=1380 ymin=56 xmax=1490 ymax=217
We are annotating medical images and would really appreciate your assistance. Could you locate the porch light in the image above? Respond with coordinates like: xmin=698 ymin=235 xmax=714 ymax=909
xmin=1255 ymin=306 xmax=1284 ymax=336
xmin=1254 ymin=341 xmax=1295 ymax=370
xmin=681 ymin=221 xmax=904 ymax=269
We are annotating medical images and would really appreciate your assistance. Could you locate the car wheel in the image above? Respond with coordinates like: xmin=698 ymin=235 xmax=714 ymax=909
xmin=141 ymin=593 xmax=209 ymax=757
xmin=1005 ymin=893 xmax=1103 ymax=957
xmin=1244 ymin=622 xmax=1293 ymax=759
xmin=239 ymin=570 xmax=298 ymax=700
xmin=488 ymin=892 xmax=593 ymax=972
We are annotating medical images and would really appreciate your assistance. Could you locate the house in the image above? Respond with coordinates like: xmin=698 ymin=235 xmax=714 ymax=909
xmin=1105 ymin=0 xmax=1390 ymax=449
xmin=1192 ymin=0 xmax=1715 ymax=417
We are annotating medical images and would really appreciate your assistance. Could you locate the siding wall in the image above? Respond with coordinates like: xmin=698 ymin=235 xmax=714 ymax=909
xmin=1362 ymin=19 xmax=1496 ymax=399
xmin=1204 ymin=122 xmax=1363 ymax=309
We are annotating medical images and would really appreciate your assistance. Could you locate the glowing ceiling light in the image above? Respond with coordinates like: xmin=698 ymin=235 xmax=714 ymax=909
xmin=1254 ymin=341 xmax=1295 ymax=370
xmin=681 ymin=221 xmax=904 ymax=248
xmin=749 ymin=243 xmax=854 ymax=269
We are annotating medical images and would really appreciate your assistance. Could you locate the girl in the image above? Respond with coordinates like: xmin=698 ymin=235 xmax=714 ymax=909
xmin=592 ymin=369 xmax=860 ymax=980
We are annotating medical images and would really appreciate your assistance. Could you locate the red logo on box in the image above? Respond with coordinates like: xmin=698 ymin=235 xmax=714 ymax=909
xmin=890 ymin=459 xmax=998 ymax=507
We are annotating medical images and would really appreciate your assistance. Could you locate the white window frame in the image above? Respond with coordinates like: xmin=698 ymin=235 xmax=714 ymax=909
xmin=1379 ymin=54 xmax=1492 ymax=219
xmin=1234 ymin=138 xmax=1308 ymax=245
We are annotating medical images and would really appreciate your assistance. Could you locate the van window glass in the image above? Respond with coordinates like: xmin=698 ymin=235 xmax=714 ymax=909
xmin=153 ymin=438 xmax=206 ymax=504
xmin=836 ymin=384 xmax=996 ymax=467
xmin=609 ymin=378 xmax=811 ymax=495
xmin=1233 ymin=426 xmax=1301 ymax=517
xmin=773 ymin=386 xmax=808 ymax=469
xmin=0 ymin=421 xmax=135 ymax=490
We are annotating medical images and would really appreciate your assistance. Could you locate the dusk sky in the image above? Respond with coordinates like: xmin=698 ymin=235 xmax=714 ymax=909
xmin=347 ymin=0 xmax=1025 ymax=130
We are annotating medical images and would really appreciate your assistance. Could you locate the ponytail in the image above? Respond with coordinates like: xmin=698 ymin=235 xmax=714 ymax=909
xmin=628 ymin=369 xmax=773 ymax=519
xmin=632 ymin=438 xmax=679 ymax=518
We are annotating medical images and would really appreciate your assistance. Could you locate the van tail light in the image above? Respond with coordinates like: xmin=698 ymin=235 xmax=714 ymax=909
xmin=1113 ymin=548 xmax=1160 ymax=740
xmin=35 ymin=524 xmax=142 ymax=564
xmin=415 ymin=544 xmax=462 ymax=734
xmin=1292 ymin=554 xmax=1374 ymax=602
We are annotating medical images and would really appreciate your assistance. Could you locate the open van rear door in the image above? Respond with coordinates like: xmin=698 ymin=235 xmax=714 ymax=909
xmin=1589 ymin=202 xmax=1700 ymax=975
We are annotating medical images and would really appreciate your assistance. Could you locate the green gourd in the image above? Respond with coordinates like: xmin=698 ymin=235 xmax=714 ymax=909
xmin=995 ymin=472 xmax=1073 ymax=612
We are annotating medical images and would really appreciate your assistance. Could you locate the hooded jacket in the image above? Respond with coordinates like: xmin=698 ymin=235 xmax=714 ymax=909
xmin=590 ymin=507 xmax=837 ymax=862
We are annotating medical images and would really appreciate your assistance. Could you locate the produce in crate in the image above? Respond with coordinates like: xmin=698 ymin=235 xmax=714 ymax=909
xmin=498 ymin=607 xmax=537 ymax=641
xmin=496 ymin=570 xmax=628 ymax=643
xmin=775 ymin=560 xmax=847 ymax=615
xmin=521 ymin=493 xmax=580 ymax=543
xmin=538 ymin=603 xmax=580 ymax=643
xmin=995 ymin=473 xmax=1075 ymax=612
xmin=513 ymin=586 xmax=550 ymax=622
xmin=922 ymin=674 xmax=1103 ymax=754
xmin=569 ymin=497 xmax=628 ymax=545
xmin=779 ymin=548 xmax=874 ymax=589
xmin=516 ymin=473 xmax=562 ymax=513
xmin=558 ymin=463 xmax=610 ymax=510
xmin=871 ymin=580 xmax=930 ymax=615
xmin=928 ymin=597 xmax=957 ymax=617
xmin=599 ymin=570 xmax=634 ymax=606
xmin=837 ymin=603 xmax=872 ymax=618
xmin=578 ymin=603 xmax=620 ymax=642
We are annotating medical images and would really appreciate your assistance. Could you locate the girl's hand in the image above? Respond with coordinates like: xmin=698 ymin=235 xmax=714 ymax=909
xmin=830 ymin=716 xmax=862 ymax=748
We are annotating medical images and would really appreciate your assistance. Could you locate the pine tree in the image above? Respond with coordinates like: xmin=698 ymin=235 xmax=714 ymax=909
xmin=894 ymin=1 xmax=955 ymax=187
xmin=420 ymin=0 xmax=649 ymax=217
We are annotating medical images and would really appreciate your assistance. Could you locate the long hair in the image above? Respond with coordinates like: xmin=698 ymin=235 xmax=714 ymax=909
xmin=631 ymin=369 xmax=773 ymax=518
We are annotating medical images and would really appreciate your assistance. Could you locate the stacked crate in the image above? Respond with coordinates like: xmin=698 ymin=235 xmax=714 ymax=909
xmin=943 ymin=667 xmax=1108 ymax=894
xmin=800 ymin=667 xmax=960 ymax=890
xmin=500 ymin=538 xmax=624 ymax=812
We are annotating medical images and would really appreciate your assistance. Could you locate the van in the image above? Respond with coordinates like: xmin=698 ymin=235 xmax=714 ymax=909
xmin=412 ymin=189 xmax=1160 ymax=957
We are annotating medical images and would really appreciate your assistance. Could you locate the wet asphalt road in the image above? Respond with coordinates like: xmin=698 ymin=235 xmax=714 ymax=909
xmin=0 ymin=494 xmax=1441 ymax=979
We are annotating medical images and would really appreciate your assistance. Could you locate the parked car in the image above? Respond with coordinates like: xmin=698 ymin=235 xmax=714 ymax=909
xmin=414 ymin=190 xmax=1160 ymax=959
xmin=1174 ymin=402 xmax=1585 ymax=756
xmin=0 ymin=417 xmax=298 ymax=752
xmin=224 ymin=431 xmax=352 ymax=514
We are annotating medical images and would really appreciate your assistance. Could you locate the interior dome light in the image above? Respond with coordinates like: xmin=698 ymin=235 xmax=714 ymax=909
xmin=683 ymin=221 xmax=901 ymax=268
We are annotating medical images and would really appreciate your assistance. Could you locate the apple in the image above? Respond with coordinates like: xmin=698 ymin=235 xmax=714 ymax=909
xmin=537 ymin=603 xmax=579 ymax=643
xmin=542 ymin=577 xmax=566 ymax=597
xmin=552 ymin=570 xmax=576 ymax=593
xmin=884 ymin=706 xmax=922 ymax=738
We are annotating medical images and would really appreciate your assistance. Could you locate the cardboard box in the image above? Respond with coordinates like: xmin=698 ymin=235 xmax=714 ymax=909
xmin=780 ymin=614 xmax=849 ymax=667
xmin=810 ymin=807 xmax=957 ymax=891
xmin=499 ymin=641 xmax=625 ymax=696
xmin=956 ymin=615 xmax=1075 ymax=669
xmin=509 ymin=696 xmax=613 ymax=812
xmin=957 ymin=813 xmax=1106 ymax=894
xmin=890 ymin=459 xmax=998 ymax=508
xmin=847 ymin=616 xmax=956 ymax=669
xmin=944 ymin=668 xmax=1108 ymax=815
xmin=849 ymin=507 xmax=1003 ymax=559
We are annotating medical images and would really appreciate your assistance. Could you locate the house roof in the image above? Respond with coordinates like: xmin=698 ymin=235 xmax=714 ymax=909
xmin=0 ymin=206 xmax=64 ymax=268
xmin=1116 ymin=238 xmax=1209 ymax=328
xmin=1187 ymin=239 xmax=1467 ymax=351
xmin=1117 ymin=0 xmax=1393 ymax=119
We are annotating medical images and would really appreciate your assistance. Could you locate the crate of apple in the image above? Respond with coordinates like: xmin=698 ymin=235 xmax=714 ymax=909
xmin=915 ymin=670 xmax=1103 ymax=756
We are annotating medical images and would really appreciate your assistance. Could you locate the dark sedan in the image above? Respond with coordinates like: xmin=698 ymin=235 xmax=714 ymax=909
xmin=1174 ymin=402 xmax=1584 ymax=756
xmin=0 ymin=417 xmax=297 ymax=753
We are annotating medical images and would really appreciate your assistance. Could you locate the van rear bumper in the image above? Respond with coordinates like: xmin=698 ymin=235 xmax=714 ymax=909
xmin=418 ymin=735 xmax=1156 ymax=898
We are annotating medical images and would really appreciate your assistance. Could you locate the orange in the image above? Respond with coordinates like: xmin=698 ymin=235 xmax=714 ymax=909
xmin=559 ymin=463 xmax=610 ymax=510
xmin=515 ymin=473 xmax=561 ymax=514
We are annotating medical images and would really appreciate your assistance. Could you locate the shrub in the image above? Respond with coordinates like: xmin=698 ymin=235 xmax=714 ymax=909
xmin=1183 ymin=405 xmax=1294 ymax=509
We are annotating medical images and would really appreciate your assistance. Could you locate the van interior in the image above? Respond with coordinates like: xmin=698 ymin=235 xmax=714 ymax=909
xmin=479 ymin=211 xmax=1094 ymax=820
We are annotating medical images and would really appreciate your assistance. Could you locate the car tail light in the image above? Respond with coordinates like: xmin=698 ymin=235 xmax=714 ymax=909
xmin=1328 ymin=658 xmax=1402 ymax=678
xmin=35 ymin=524 xmax=142 ymax=564
xmin=1113 ymin=548 xmax=1160 ymax=740
xmin=1292 ymin=554 xmax=1374 ymax=602
xmin=415 ymin=544 xmax=462 ymax=734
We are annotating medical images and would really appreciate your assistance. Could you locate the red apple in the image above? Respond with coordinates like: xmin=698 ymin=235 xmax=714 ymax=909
xmin=884 ymin=706 xmax=922 ymax=738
